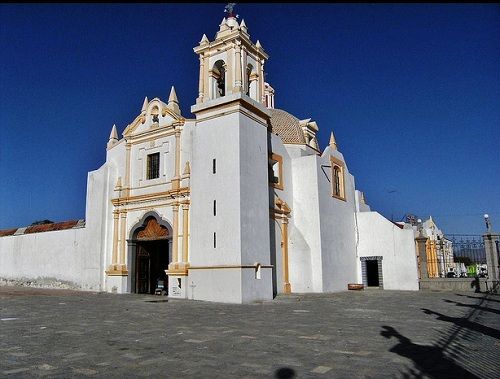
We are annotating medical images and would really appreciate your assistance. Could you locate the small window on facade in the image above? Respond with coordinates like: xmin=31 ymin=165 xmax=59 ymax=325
xmin=330 ymin=156 xmax=346 ymax=201
xmin=213 ymin=158 xmax=216 ymax=174
xmin=268 ymin=153 xmax=283 ymax=190
xmin=213 ymin=232 xmax=217 ymax=248
xmin=333 ymin=166 xmax=341 ymax=196
xmin=147 ymin=153 xmax=160 ymax=180
xmin=213 ymin=200 xmax=216 ymax=216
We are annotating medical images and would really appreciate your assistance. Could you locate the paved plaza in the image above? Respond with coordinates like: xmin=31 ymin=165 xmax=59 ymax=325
xmin=0 ymin=287 xmax=499 ymax=378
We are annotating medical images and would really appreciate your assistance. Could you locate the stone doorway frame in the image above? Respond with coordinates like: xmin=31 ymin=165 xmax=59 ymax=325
xmin=360 ymin=256 xmax=384 ymax=289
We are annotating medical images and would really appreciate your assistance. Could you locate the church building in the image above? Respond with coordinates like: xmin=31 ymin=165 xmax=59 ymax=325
xmin=0 ymin=12 xmax=420 ymax=303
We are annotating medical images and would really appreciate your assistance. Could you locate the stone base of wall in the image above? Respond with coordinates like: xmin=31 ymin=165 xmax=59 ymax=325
xmin=0 ymin=277 xmax=80 ymax=290
xmin=419 ymin=278 xmax=499 ymax=293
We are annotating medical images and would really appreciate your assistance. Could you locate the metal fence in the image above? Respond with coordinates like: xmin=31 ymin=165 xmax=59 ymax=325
xmin=424 ymin=234 xmax=486 ymax=278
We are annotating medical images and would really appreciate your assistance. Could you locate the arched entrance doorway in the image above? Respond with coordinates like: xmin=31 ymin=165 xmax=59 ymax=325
xmin=130 ymin=215 xmax=171 ymax=294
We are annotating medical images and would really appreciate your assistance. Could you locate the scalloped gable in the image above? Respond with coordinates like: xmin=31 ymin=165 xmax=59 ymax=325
xmin=123 ymin=97 xmax=184 ymax=137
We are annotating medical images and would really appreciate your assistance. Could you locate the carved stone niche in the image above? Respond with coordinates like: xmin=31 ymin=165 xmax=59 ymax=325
xmin=136 ymin=217 xmax=169 ymax=240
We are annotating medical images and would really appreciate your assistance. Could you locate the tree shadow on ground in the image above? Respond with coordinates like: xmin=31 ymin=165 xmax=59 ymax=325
xmin=381 ymin=325 xmax=479 ymax=379
xmin=455 ymin=293 xmax=500 ymax=303
xmin=443 ymin=298 xmax=500 ymax=315
xmin=421 ymin=308 xmax=500 ymax=339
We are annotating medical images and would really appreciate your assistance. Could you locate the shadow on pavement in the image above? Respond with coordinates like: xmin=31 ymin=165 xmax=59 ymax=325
xmin=381 ymin=325 xmax=479 ymax=379
xmin=443 ymin=298 xmax=500 ymax=315
xmin=455 ymin=293 xmax=500 ymax=303
xmin=421 ymin=308 xmax=500 ymax=339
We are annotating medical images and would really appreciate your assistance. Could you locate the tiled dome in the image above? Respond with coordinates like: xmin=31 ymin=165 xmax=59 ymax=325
xmin=268 ymin=109 xmax=306 ymax=144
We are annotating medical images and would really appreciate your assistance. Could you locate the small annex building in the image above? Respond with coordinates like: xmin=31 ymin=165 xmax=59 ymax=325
xmin=0 ymin=12 xmax=419 ymax=303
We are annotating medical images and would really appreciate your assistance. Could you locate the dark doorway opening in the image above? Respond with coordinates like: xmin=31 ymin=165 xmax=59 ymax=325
xmin=366 ymin=260 xmax=380 ymax=287
xmin=135 ymin=240 xmax=169 ymax=294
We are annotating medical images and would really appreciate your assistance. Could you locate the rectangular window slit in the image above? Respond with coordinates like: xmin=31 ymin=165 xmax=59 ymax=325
xmin=213 ymin=232 xmax=216 ymax=248
xmin=213 ymin=158 xmax=216 ymax=174
xmin=213 ymin=200 xmax=216 ymax=216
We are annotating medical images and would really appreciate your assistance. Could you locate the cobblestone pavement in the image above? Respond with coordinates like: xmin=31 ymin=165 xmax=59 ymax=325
xmin=0 ymin=287 xmax=499 ymax=378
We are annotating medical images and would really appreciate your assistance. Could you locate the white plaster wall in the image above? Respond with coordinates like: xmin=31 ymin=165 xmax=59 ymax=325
xmin=0 ymin=228 xmax=98 ymax=289
xmin=190 ymin=111 xmax=242 ymax=268
xmin=317 ymin=147 xmax=358 ymax=292
xmin=187 ymin=269 xmax=242 ymax=303
xmin=239 ymin=112 xmax=271 ymax=267
xmin=357 ymin=212 xmax=419 ymax=291
xmin=287 ymin=224 xmax=313 ymax=293
xmin=290 ymin=155 xmax=322 ymax=292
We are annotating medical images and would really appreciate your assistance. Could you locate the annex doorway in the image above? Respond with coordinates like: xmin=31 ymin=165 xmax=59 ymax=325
xmin=130 ymin=215 xmax=172 ymax=295
xmin=360 ymin=256 xmax=384 ymax=289
xmin=366 ymin=260 xmax=379 ymax=287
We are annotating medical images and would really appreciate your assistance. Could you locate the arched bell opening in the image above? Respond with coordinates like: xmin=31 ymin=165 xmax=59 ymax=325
xmin=210 ymin=60 xmax=226 ymax=99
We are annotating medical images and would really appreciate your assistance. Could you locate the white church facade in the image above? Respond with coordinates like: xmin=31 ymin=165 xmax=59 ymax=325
xmin=0 ymin=14 xmax=419 ymax=303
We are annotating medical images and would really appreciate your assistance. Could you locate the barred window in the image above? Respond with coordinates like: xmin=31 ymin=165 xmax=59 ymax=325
xmin=147 ymin=153 xmax=160 ymax=180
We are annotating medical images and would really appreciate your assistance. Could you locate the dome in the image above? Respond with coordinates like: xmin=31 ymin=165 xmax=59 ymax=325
xmin=268 ymin=109 xmax=306 ymax=144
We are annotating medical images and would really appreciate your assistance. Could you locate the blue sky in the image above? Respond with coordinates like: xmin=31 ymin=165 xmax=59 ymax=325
xmin=1 ymin=4 xmax=499 ymax=235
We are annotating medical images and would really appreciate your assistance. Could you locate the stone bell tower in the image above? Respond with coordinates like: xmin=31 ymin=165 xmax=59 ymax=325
xmin=188 ymin=6 xmax=273 ymax=303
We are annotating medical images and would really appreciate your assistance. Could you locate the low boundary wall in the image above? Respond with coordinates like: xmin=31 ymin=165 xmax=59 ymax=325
xmin=419 ymin=278 xmax=499 ymax=293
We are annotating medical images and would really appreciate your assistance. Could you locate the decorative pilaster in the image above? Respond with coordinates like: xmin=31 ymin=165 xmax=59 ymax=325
xmin=172 ymin=130 xmax=181 ymax=190
xmin=272 ymin=198 xmax=292 ymax=294
xmin=182 ymin=204 xmax=190 ymax=263
xmin=119 ymin=212 xmax=128 ymax=273
xmin=282 ymin=218 xmax=291 ymax=294
xmin=124 ymin=142 xmax=131 ymax=197
xmin=197 ymin=54 xmax=205 ymax=104
xmin=259 ymin=58 xmax=266 ymax=104
xmin=234 ymin=42 xmax=242 ymax=91
xmin=107 ymin=210 xmax=128 ymax=276
xmin=111 ymin=211 xmax=119 ymax=266
xmin=166 ymin=204 xmax=188 ymax=276
xmin=172 ymin=204 xmax=180 ymax=263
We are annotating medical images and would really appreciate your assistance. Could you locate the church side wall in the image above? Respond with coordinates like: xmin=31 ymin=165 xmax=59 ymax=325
xmin=356 ymin=212 xmax=419 ymax=291
xmin=317 ymin=151 xmax=358 ymax=292
xmin=0 ymin=228 xmax=98 ymax=290
xmin=291 ymin=154 xmax=322 ymax=292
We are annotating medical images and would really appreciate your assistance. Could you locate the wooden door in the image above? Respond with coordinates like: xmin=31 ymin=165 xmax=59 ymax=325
xmin=136 ymin=245 xmax=151 ymax=294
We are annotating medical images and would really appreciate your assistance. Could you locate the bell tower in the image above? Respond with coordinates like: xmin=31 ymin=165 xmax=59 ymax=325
xmin=188 ymin=5 xmax=273 ymax=303
xmin=193 ymin=5 xmax=269 ymax=106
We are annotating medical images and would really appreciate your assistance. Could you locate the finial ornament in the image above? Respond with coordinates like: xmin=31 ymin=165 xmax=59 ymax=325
xmin=329 ymin=131 xmax=338 ymax=150
xmin=225 ymin=3 xmax=239 ymax=19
